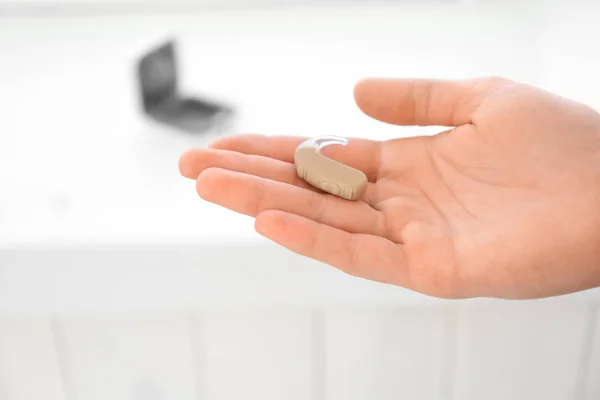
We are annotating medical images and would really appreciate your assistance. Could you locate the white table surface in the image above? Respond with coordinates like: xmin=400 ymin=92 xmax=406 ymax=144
xmin=1 ymin=1 xmax=599 ymax=312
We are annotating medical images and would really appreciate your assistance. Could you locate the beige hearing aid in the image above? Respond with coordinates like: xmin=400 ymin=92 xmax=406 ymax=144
xmin=294 ymin=135 xmax=368 ymax=201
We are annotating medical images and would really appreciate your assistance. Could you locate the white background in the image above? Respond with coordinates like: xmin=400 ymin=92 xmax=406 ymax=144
xmin=0 ymin=0 xmax=600 ymax=399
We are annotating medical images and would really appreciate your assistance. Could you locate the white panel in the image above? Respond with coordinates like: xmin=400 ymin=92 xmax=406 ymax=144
xmin=0 ymin=244 xmax=448 ymax=316
xmin=0 ymin=319 xmax=66 ymax=400
xmin=584 ymin=304 xmax=600 ymax=400
xmin=325 ymin=307 xmax=447 ymax=400
xmin=199 ymin=311 xmax=312 ymax=400
xmin=454 ymin=297 xmax=588 ymax=400
xmin=61 ymin=316 xmax=197 ymax=400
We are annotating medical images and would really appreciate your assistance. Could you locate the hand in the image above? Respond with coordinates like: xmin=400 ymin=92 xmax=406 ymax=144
xmin=178 ymin=77 xmax=600 ymax=299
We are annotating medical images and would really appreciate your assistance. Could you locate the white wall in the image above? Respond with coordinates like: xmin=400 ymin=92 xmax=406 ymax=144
xmin=1 ymin=1 xmax=600 ymax=399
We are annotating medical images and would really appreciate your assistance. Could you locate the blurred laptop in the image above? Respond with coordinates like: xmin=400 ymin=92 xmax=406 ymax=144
xmin=137 ymin=39 xmax=234 ymax=134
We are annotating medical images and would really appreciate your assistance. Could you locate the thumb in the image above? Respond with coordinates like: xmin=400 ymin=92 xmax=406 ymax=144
xmin=353 ymin=76 xmax=510 ymax=127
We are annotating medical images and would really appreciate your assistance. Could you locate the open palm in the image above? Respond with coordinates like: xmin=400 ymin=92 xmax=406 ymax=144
xmin=179 ymin=77 xmax=600 ymax=299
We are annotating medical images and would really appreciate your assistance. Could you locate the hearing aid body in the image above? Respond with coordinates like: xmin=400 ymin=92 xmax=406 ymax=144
xmin=294 ymin=135 xmax=368 ymax=201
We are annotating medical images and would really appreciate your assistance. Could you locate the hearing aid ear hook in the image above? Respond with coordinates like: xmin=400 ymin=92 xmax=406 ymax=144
xmin=294 ymin=135 xmax=368 ymax=201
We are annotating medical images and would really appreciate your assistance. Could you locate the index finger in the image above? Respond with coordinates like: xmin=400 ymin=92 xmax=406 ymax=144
xmin=209 ymin=134 xmax=383 ymax=182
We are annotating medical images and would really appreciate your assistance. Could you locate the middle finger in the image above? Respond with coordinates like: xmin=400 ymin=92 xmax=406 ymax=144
xmin=179 ymin=148 xmax=378 ymax=203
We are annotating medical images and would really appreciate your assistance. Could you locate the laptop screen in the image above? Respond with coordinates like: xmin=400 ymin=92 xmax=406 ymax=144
xmin=137 ymin=40 xmax=178 ymax=112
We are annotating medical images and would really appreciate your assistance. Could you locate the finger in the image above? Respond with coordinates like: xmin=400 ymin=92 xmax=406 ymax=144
xmin=179 ymin=147 xmax=321 ymax=191
xmin=196 ymin=168 xmax=384 ymax=236
xmin=181 ymin=147 xmax=379 ymax=204
xmin=209 ymin=134 xmax=383 ymax=182
xmin=255 ymin=209 xmax=409 ymax=287
xmin=353 ymin=76 xmax=511 ymax=127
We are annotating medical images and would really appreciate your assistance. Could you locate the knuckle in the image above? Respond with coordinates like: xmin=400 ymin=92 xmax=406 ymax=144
xmin=485 ymin=75 xmax=512 ymax=89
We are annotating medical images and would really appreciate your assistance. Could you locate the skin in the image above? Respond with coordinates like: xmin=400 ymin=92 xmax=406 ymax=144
xmin=178 ymin=76 xmax=600 ymax=300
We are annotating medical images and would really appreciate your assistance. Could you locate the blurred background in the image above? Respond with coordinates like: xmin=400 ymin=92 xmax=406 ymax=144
xmin=0 ymin=0 xmax=599 ymax=399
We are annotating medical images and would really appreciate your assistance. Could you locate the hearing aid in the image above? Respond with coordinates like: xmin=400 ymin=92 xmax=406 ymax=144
xmin=294 ymin=135 xmax=368 ymax=201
